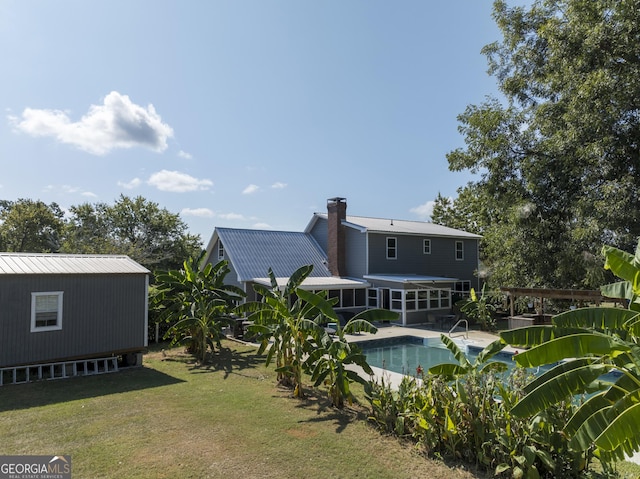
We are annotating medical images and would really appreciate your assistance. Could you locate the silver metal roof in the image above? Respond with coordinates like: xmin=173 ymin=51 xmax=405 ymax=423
xmin=310 ymin=214 xmax=482 ymax=239
xmin=253 ymin=276 xmax=370 ymax=290
xmin=0 ymin=253 xmax=149 ymax=275
xmin=363 ymin=274 xmax=459 ymax=284
xmin=215 ymin=228 xmax=332 ymax=282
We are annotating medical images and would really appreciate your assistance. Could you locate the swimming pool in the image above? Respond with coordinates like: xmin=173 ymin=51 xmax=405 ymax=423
xmin=356 ymin=335 xmax=515 ymax=376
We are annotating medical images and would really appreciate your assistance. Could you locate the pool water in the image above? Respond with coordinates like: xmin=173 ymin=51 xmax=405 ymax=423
xmin=357 ymin=335 xmax=516 ymax=376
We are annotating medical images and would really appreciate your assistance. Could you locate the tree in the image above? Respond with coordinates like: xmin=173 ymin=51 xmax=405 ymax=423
xmin=499 ymin=239 xmax=640 ymax=465
xmin=153 ymin=254 xmax=245 ymax=363
xmin=62 ymin=195 xmax=202 ymax=272
xmin=0 ymin=199 xmax=64 ymax=252
xmin=441 ymin=0 xmax=640 ymax=290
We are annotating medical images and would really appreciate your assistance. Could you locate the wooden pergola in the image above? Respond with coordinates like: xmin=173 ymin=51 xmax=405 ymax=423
xmin=500 ymin=287 xmax=604 ymax=317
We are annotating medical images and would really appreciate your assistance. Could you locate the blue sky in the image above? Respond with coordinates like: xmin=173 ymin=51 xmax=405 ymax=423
xmin=1 ymin=1 xmax=506 ymax=244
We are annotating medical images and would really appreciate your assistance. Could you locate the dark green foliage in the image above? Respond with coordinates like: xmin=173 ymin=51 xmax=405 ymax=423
xmin=153 ymin=254 xmax=245 ymax=363
xmin=0 ymin=199 xmax=64 ymax=252
xmin=366 ymin=358 xmax=589 ymax=477
xmin=435 ymin=0 xmax=640 ymax=290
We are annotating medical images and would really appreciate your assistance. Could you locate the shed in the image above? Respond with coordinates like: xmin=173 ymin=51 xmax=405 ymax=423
xmin=0 ymin=253 xmax=149 ymax=373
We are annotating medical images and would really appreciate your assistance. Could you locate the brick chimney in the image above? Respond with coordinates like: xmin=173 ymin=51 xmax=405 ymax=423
xmin=327 ymin=197 xmax=346 ymax=277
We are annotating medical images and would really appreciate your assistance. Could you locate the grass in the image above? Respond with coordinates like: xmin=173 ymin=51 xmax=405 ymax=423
xmin=0 ymin=340 xmax=488 ymax=479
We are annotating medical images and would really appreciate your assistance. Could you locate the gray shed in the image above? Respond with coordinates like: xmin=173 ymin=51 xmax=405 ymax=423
xmin=0 ymin=253 xmax=149 ymax=373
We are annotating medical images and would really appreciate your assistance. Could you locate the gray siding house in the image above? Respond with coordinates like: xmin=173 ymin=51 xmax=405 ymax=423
xmin=204 ymin=198 xmax=481 ymax=326
xmin=0 ymin=253 xmax=149 ymax=371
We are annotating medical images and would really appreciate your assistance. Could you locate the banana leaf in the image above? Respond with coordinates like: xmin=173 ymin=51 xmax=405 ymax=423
xmin=511 ymin=362 xmax=610 ymax=417
xmin=553 ymin=307 xmax=639 ymax=331
xmin=513 ymin=333 xmax=630 ymax=368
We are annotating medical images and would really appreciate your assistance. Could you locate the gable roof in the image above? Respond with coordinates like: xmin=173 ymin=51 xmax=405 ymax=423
xmin=0 ymin=253 xmax=149 ymax=275
xmin=307 ymin=213 xmax=482 ymax=239
xmin=212 ymin=227 xmax=332 ymax=282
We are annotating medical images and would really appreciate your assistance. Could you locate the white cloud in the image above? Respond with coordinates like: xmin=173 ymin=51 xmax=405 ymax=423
xmin=218 ymin=212 xmax=245 ymax=220
xmin=178 ymin=150 xmax=192 ymax=160
xmin=242 ymin=184 xmax=259 ymax=195
xmin=118 ymin=178 xmax=142 ymax=190
xmin=10 ymin=91 xmax=173 ymax=155
xmin=42 ymin=184 xmax=95 ymax=197
xmin=410 ymin=200 xmax=436 ymax=220
xmin=252 ymin=222 xmax=271 ymax=229
xmin=148 ymin=170 xmax=213 ymax=193
xmin=181 ymin=207 xmax=215 ymax=218
xmin=271 ymin=182 xmax=287 ymax=189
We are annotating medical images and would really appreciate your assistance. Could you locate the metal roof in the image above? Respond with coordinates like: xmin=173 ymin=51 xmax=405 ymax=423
xmin=215 ymin=228 xmax=332 ymax=282
xmin=253 ymin=276 xmax=370 ymax=290
xmin=363 ymin=274 xmax=459 ymax=284
xmin=310 ymin=214 xmax=482 ymax=239
xmin=0 ymin=253 xmax=149 ymax=275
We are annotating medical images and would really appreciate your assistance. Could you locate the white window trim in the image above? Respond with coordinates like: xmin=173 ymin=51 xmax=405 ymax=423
xmin=386 ymin=237 xmax=397 ymax=260
xmin=423 ymin=239 xmax=431 ymax=255
xmin=455 ymin=241 xmax=464 ymax=261
xmin=218 ymin=242 xmax=225 ymax=261
xmin=31 ymin=291 xmax=63 ymax=332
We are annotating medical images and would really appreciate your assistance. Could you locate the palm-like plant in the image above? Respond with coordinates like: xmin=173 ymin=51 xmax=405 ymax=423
xmin=499 ymin=239 xmax=640 ymax=464
xmin=236 ymin=265 xmax=323 ymax=398
xmin=304 ymin=305 xmax=397 ymax=408
xmin=153 ymin=252 xmax=245 ymax=362
xmin=237 ymin=264 xmax=396 ymax=403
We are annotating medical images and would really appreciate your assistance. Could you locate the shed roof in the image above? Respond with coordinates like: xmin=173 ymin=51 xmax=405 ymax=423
xmin=214 ymin=228 xmax=332 ymax=282
xmin=0 ymin=253 xmax=149 ymax=275
xmin=309 ymin=214 xmax=482 ymax=239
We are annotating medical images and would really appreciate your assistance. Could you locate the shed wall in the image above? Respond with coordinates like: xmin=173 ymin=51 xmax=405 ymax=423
xmin=0 ymin=274 xmax=147 ymax=367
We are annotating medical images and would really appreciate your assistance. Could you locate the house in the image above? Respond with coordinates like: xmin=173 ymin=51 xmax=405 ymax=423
xmin=0 ymin=253 xmax=149 ymax=383
xmin=204 ymin=197 xmax=481 ymax=326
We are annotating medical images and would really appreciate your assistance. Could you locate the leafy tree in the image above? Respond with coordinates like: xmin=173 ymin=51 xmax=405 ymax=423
xmin=62 ymin=195 xmax=202 ymax=272
xmin=0 ymin=199 xmax=64 ymax=252
xmin=153 ymin=254 xmax=245 ymax=363
xmin=440 ymin=0 xmax=640 ymax=290
xmin=499 ymin=239 xmax=640 ymax=466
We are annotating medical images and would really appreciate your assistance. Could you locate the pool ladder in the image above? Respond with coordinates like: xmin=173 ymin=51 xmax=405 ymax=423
xmin=448 ymin=319 xmax=469 ymax=340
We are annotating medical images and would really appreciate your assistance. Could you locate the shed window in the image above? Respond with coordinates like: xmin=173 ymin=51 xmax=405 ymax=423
xmin=423 ymin=239 xmax=431 ymax=254
xmin=31 ymin=292 xmax=63 ymax=332
xmin=218 ymin=242 xmax=225 ymax=261
xmin=455 ymin=241 xmax=464 ymax=261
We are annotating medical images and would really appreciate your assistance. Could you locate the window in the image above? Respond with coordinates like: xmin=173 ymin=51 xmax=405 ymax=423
xmin=218 ymin=241 xmax=225 ymax=261
xmin=386 ymin=237 xmax=397 ymax=259
xmin=391 ymin=290 xmax=403 ymax=310
xmin=31 ymin=292 xmax=63 ymax=332
xmin=455 ymin=241 xmax=464 ymax=261
xmin=423 ymin=239 xmax=431 ymax=254
xmin=367 ymin=289 xmax=378 ymax=308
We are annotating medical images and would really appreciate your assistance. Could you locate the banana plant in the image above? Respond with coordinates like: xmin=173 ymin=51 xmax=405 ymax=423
xmin=499 ymin=239 xmax=640 ymax=462
xmin=303 ymin=305 xmax=397 ymax=408
xmin=153 ymin=253 xmax=245 ymax=361
xmin=428 ymin=334 xmax=508 ymax=378
xmin=236 ymin=265 xmax=326 ymax=398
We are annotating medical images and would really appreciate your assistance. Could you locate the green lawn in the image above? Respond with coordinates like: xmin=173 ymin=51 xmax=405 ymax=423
xmin=0 ymin=341 xmax=489 ymax=479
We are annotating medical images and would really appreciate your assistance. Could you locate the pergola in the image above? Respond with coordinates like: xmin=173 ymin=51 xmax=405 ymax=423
xmin=500 ymin=287 xmax=604 ymax=317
